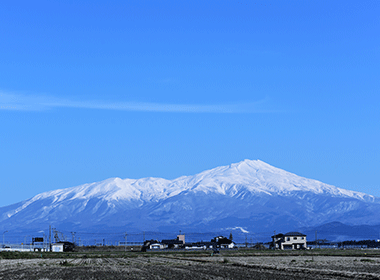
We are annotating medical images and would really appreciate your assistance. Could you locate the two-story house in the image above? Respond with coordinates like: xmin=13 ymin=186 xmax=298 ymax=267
xmin=271 ymin=232 xmax=307 ymax=250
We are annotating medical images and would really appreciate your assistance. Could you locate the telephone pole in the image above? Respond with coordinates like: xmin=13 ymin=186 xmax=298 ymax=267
xmin=124 ymin=232 xmax=128 ymax=251
xmin=49 ymin=225 xmax=52 ymax=251
xmin=71 ymin=232 xmax=76 ymax=245
xmin=315 ymin=231 xmax=318 ymax=249
xmin=3 ymin=231 xmax=8 ymax=246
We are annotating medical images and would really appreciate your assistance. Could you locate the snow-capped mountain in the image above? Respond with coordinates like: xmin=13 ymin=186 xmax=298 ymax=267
xmin=1 ymin=159 xmax=379 ymax=235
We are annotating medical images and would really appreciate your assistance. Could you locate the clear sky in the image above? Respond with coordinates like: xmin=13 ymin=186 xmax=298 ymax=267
xmin=1 ymin=0 xmax=379 ymax=207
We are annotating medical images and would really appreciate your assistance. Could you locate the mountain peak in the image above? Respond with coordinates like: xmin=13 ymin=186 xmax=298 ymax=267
xmin=0 ymin=159 xmax=379 ymax=235
xmin=20 ymin=159 xmax=374 ymax=203
xmin=182 ymin=159 xmax=372 ymax=200
xmin=232 ymin=159 xmax=278 ymax=172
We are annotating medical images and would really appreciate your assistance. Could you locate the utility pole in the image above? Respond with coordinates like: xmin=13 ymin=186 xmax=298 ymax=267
xmin=3 ymin=231 xmax=8 ymax=246
xmin=49 ymin=225 xmax=52 ymax=251
xmin=124 ymin=232 xmax=127 ymax=252
xmin=39 ymin=230 xmax=46 ymax=251
xmin=71 ymin=232 xmax=76 ymax=245
xmin=315 ymin=231 xmax=318 ymax=249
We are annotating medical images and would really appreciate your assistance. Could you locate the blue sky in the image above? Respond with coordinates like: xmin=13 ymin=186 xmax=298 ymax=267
xmin=1 ymin=0 xmax=379 ymax=207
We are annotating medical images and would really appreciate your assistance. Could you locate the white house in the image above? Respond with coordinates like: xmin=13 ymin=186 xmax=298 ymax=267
xmin=51 ymin=242 xmax=75 ymax=252
xmin=149 ymin=243 xmax=166 ymax=250
xmin=211 ymin=236 xmax=235 ymax=249
xmin=51 ymin=243 xmax=64 ymax=252
xmin=271 ymin=232 xmax=307 ymax=250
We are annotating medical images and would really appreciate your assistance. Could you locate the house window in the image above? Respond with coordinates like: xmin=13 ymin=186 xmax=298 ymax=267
xmin=293 ymin=237 xmax=297 ymax=240
xmin=301 ymin=237 xmax=304 ymax=240
xmin=287 ymin=237 xmax=290 ymax=241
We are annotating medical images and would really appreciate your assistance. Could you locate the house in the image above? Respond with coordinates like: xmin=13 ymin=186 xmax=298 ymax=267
xmin=161 ymin=239 xmax=184 ymax=249
xmin=211 ymin=236 xmax=235 ymax=249
xmin=184 ymin=242 xmax=216 ymax=250
xmin=143 ymin=239 xmax=159 ymax=247
xmin=143 ymin=234 xmax=236 ymax=251
xmin=271 ymin=232 xmax=307 ymax=250
xmin=142 ymin=239 xmax=162 ymax=250
xmin=177 ymin=234 xmax=185 ymax=244
xmin=142 ymin=235 xmax=185 ymax=250
xmin=51 ymin=241 xmax=75 ymax=252
xmin=271 ymin=233 xmax=284 ymax=249
xmin=149 ymin=242 xmax=166 ymax=250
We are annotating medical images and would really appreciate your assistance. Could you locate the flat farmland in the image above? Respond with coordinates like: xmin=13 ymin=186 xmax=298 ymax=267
xmin=1 ymin=250 xmax=380 ymax=279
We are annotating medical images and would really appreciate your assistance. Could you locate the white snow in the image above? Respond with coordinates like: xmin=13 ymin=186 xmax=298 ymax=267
xmin=1 ymin=159 xmax=376 ymax=225
xmin=226 ymin=227 xmax=250 ymax=233
xmin=20 ymin=160 xmax=377 ymax=205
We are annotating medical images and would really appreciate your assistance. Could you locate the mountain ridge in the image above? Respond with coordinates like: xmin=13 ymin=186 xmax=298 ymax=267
xmin=1 ymin=159 xmax=379 ymax=237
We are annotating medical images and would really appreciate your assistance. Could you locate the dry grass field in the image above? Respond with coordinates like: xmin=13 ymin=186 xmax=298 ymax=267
xmin=1 ymin=249 xmax=380 ymax=279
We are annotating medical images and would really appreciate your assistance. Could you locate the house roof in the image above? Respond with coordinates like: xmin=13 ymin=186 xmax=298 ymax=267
xmin=187 ymin=242 xmax=216 ymax=246
xmin=161 ymin=239 xmax=183 ymax=245
xmin=150 ymin=243 xmax=162 ymax=246
xmin=284 ymin=232 xmax=306 ymax=237
xmin=211 ymin=236 xmax=233 ymax=244
xmin=52 ymin=241 xmax=74 ymax=245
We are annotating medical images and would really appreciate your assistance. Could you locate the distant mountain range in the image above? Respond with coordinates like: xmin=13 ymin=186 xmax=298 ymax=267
xmin=1 ymin=159 xmax=380 ymax=241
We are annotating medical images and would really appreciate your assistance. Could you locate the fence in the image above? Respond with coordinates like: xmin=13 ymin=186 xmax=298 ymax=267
xmin=0 ymin=244 xmax=49 ymax=252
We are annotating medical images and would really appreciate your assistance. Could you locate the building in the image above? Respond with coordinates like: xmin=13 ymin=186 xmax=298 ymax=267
xmin=143 ymin=234 xmax=236 ymax=251
xmin=271 ymin=232 xmax=307 ymax=250
xmin=177 ymin=234 xmax=185 ymax=244
xmin=51 ymin=241 xmax=75 ymax=252
xmin=143 ymin=235 xmax=185 ymax=250
xmin=149 ymin=242 xmax=166 ymax=250
xmin=184 ymin=242 xmax=216 ymax=250
xmin=211 ymin=236 xmax=235 ymax=249
xmin=161 ymin=239 xmax=184 ymax=249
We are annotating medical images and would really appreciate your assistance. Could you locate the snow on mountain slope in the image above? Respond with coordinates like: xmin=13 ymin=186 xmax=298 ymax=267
xmin=10 ymin=159 xmax=373 ymax=206
xmin=0 ymin=159 xmax=378 ymax=233
xmin=172 ymin=159 xmax=373 ymax=201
